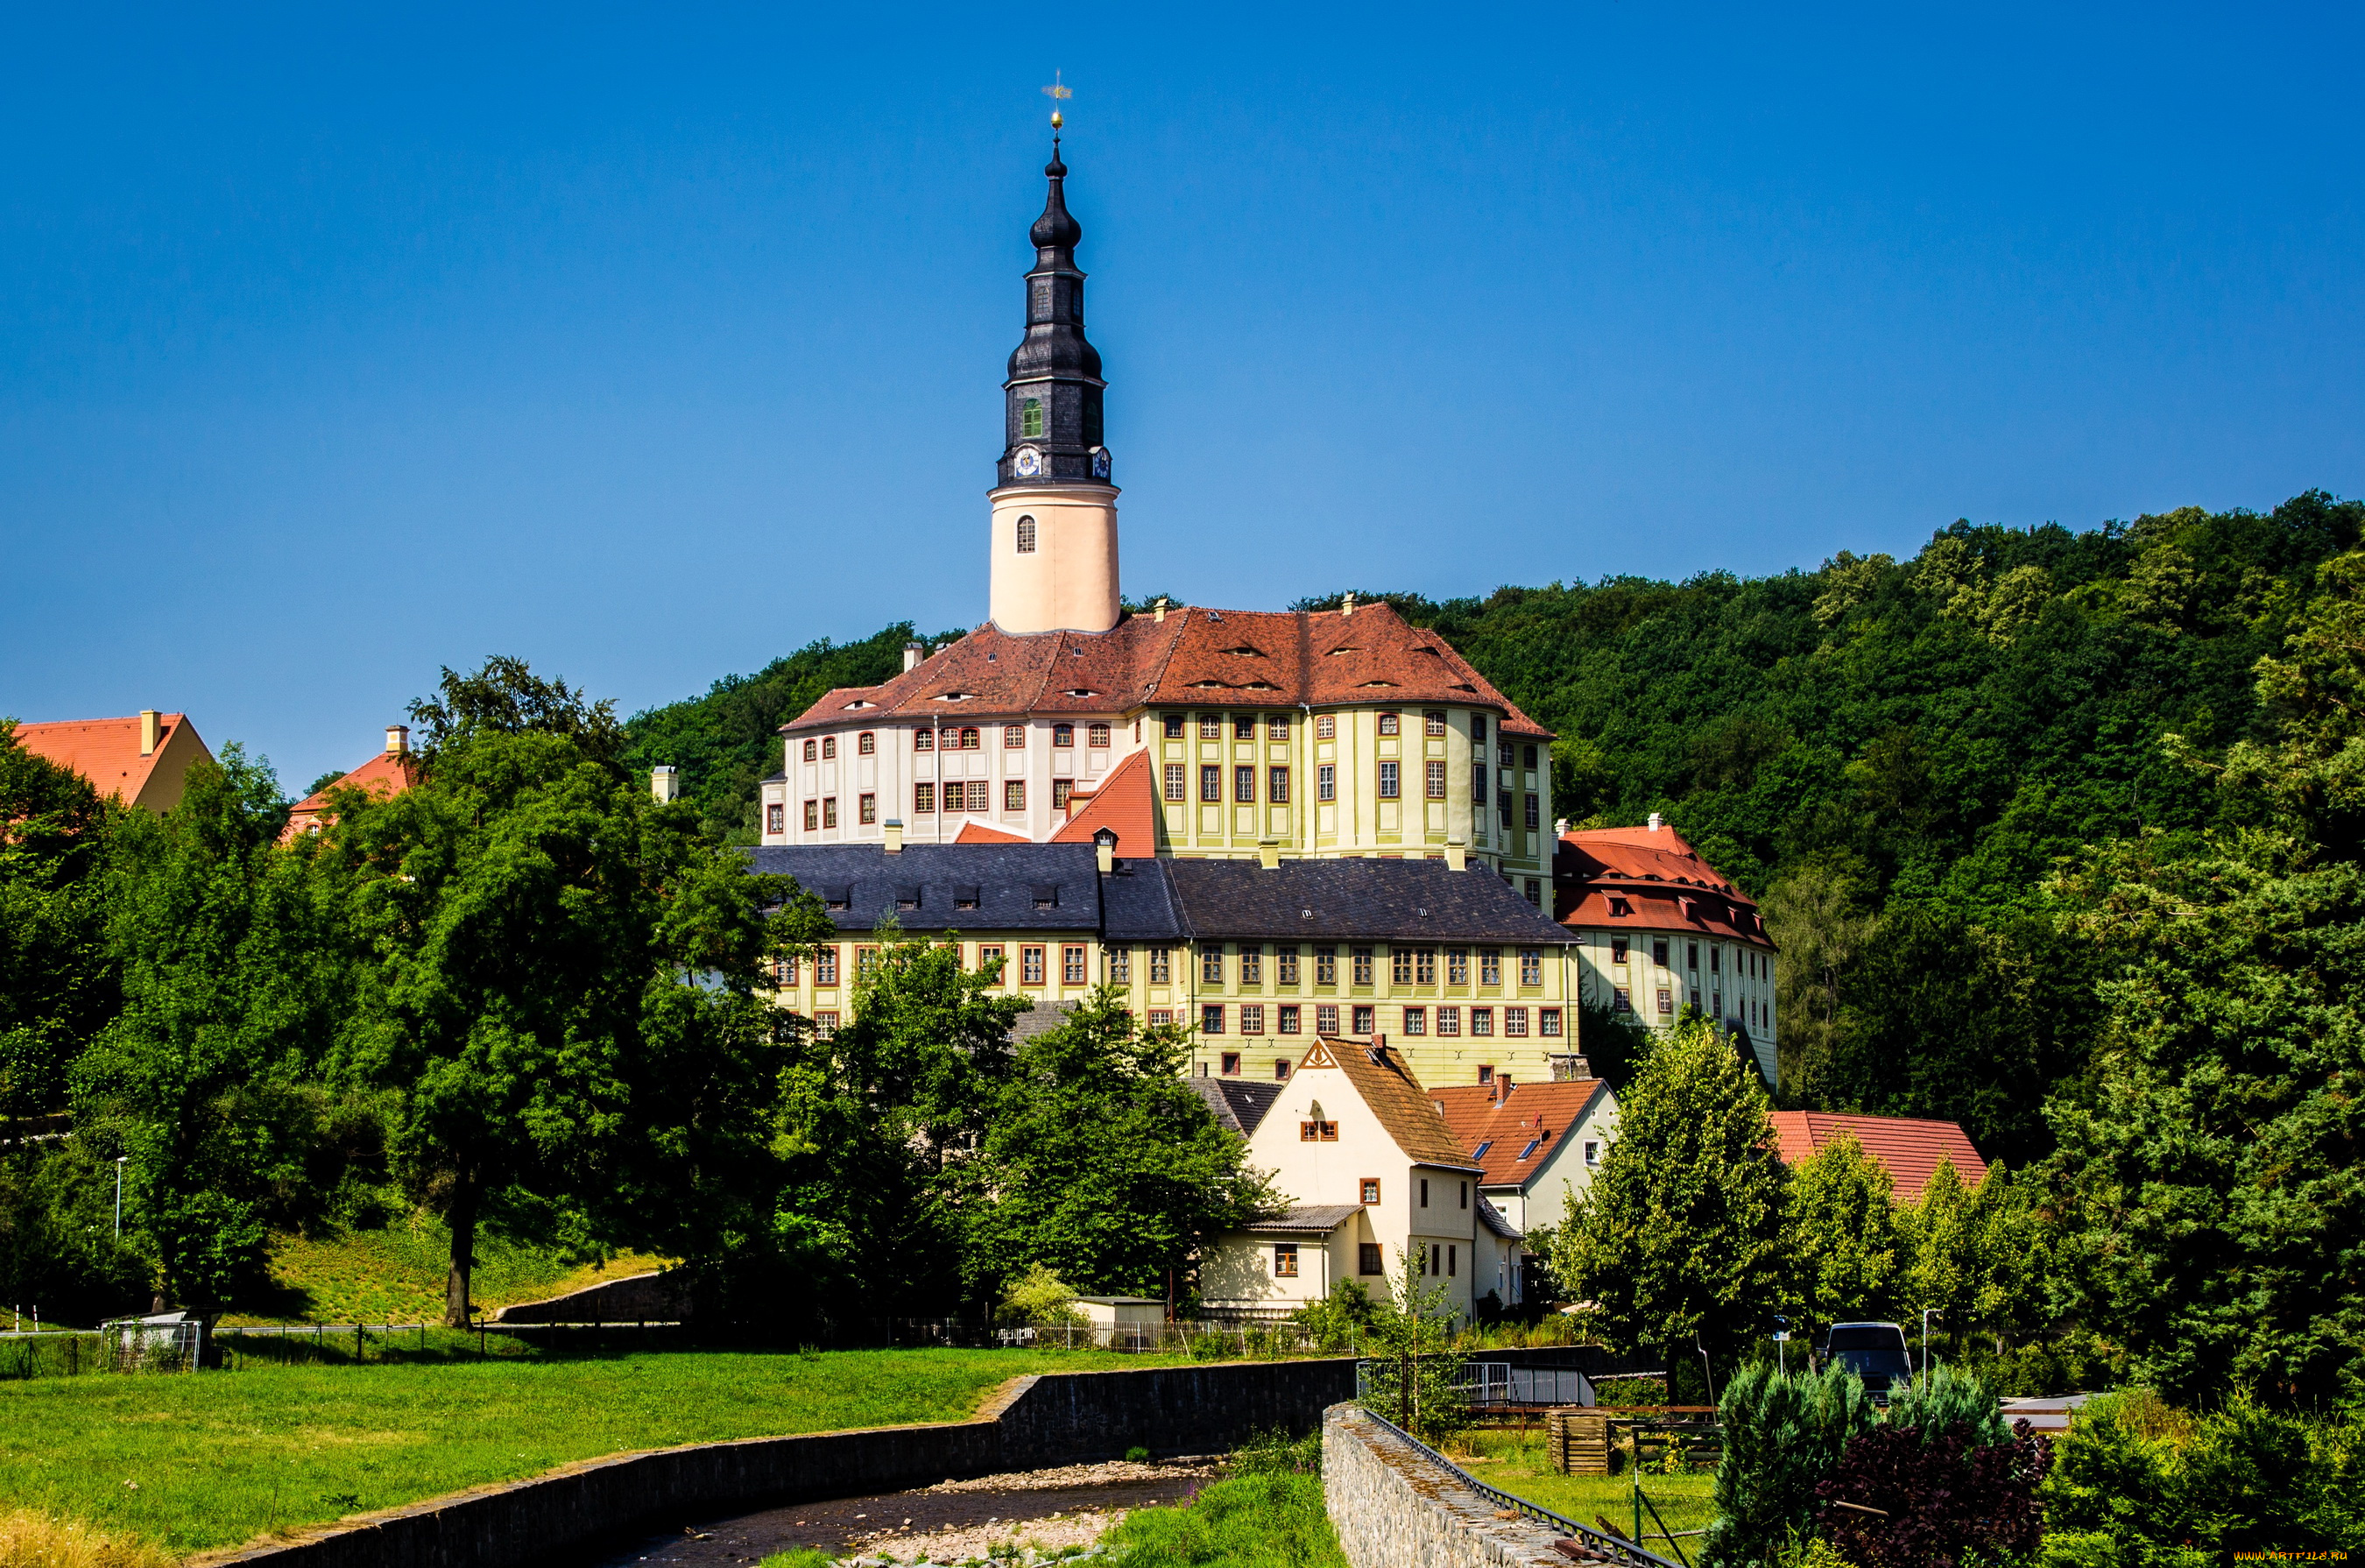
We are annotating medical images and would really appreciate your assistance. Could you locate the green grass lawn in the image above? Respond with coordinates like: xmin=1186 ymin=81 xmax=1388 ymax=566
xmin=1100 ymin=1473 xmax=1345 ymax=1568
xmin=1455 ymin=1430 xmax=1718 ymax=1554
xmin=0 ymin=1346 xmax=1182 ymax=1556
xmin=222 ymin=1221 xmax=674 ymax=1326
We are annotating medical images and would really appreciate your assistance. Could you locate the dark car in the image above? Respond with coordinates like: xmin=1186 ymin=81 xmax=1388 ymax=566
xmin=1820 ymin=1321 xmax=1914 ymax=1401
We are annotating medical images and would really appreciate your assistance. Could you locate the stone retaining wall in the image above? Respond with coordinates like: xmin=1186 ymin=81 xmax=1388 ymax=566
xmin=490 ymin=1272 xmax=690 ymax=1325
xmin=195 ymin=1351 xmax=1566 ymax=1568
xmin=1323 ymin=1402 xmax=1581 ymax=1568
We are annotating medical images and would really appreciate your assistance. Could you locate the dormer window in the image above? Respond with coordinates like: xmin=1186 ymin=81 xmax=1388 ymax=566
xmin=1016 ymin=514 xmax=1037 ymax=554
xmin=1020 ymin=399 xmax=1044 ymax=438
xmin=821 ymin=885 xmax=851 ymax=912
xmin=1032 ymin=884 xmax=1059 ymax=909
xmin=953 ymin=885 xmax=980 ymax=910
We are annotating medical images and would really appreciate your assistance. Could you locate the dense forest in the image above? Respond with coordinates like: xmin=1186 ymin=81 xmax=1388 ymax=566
xmin=624 ymin=491 xmax=2365 ymax=1167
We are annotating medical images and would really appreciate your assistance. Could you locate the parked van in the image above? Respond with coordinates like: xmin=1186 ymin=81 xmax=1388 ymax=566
xmin=1819 ymin=1321 xmax=1913 ymax=1401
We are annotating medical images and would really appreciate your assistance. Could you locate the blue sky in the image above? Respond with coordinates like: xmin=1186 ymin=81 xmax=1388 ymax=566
xmin=4 ymin=3 xmax=2360 ymax=791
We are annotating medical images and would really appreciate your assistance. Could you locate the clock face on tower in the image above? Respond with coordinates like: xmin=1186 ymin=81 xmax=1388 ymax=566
xmin=1091 ymin=447 xmax=1112 ymax=480
xmin=1013 ymin=446 xmax=1043 ymax=477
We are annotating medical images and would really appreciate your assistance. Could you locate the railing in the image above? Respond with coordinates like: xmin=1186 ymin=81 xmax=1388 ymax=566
xmin=1353 ymin=1360 xmax=1598 ymax=1410
xmin=1352 ymin=1404 xmax=1683 ymax=1568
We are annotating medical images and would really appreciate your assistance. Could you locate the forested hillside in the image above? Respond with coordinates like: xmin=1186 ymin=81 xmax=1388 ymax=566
xmin=627 ymin=491 xmax=2365 ymax=1163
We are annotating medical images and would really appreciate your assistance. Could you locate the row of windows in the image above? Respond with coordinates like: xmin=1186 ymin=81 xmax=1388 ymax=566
xmin=775 ymin=943 xmax=1091 ymax=989
xmin=771 ymin=941 xmax=1549 ymax=992
xmin=1274 ymin=1239 xmax=1461 ymax=1281
xmin=804 ymin=723 xmax=1117 ymax=762
xmin=1611 ymin=987 xmax=1770 ymax=1028
xmin=1196 ymin=1002 xmax=1561 ymax=1037
xmin=1606 ymin=937 xmax=1769 ymax=981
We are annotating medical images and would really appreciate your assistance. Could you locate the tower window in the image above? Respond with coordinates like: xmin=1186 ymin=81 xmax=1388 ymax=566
xmin=1020 ymin=399 xmax=1044 ymax=438
xmin=1016 ymin=514 xmax=1037 ymax=554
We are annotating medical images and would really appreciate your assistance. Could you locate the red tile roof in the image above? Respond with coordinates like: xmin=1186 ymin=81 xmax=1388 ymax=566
xmin=1049 ymin=748 xmax=1157 ymax=858
xmin=1555 ymin=823 xmax=1773 ymax=948
xmin=953 ymin=820 xmax=1028 ymax=844
xmin=1766 ymin=1112 xmax=1987 ymax=1202
xmin=1433 ymin=1079 xmax=1613 ymax=1188
xmin=1301 ymin=1037 xmax=1482 ymax=1170
xmin=782 ymin=602 xmax=1550 ymax=738
xmin=281 ymin=749 xmax=418 ymax=843
xmin=12 ymin=714 xmax=210 ymax=811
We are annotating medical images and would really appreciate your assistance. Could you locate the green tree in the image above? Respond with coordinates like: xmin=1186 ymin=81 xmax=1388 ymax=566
xmin=325 ymin=659 xmax=803 ymax=1326
xmin=0 ymin=720 xmax=118 ymax=1116
xmin=1550 ymin=1017 xmax=1790 ymax=1374
xmin=966 ymin=986 xmax=1271 ymax=1301
xmin=1357 ymin=1249 xmax=1469 ymax=1444
xmin=70 ymin=748 xmax=358 ymax=1315
xmin=1783 ymin=1131 xmax=1898 ymax=1332
xmin=1699 ymin=1360 xmax=1875 ymax=1568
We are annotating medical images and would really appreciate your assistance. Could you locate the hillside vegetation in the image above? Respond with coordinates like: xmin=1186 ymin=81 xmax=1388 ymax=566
xmin=626 ymin=491 xmax=2364 ymax=1162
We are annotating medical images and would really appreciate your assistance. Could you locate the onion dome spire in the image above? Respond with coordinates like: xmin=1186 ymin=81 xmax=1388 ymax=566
xmin=998 ymin=97 xmax=1108 ymax=491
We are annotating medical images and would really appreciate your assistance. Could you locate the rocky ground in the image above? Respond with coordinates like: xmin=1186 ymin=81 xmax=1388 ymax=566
xmin=591 ymin=1458 xmax=1220 ymax=1568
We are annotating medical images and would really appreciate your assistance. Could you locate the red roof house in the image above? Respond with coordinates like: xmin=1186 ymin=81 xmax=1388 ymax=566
xmin=1766 ymin=1111 xmax=1987 ymax=1202
xmin=11 ymin=710 xmax=213 ymax=814
xmin=1048 ymin=748 xmax=1157 ymax=858
xmin=282 ymin=726 xmax=419 ymax=843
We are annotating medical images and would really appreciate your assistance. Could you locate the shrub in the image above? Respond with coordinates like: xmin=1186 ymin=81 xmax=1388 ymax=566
xmin=2037 ymin=1392 xmax=2365 ymax=1563
xmin=1816 ymin=1421 xmax=2052 ymax=1568
xmin=1883 ymin=1362 xmax=2007 ymax=1446
xmin=1100 ymin=1473 xmax=1345 ymax=1568
xmin=1699 ymin=1361 xmax=1875 ymax=1568
xmin=1232 ymin=1426 xmax=1323 ymax=1477
xmin=1289 ymin=1279 xmax=1380 ymax=1352
xmin=996 ymin=1262 xmax=1084 ymax=1328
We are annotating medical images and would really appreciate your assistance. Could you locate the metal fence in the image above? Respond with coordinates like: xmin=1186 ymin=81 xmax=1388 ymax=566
xmin=1353 ymin=1403 xmax=1682 ymax=1568
xmin=1354 ymin=1359 xmax=1600 ymax=1411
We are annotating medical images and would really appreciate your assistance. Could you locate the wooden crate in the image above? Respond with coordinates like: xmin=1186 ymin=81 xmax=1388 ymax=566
xmin=1547 ymin=1407 xmax=1612 ymax=1475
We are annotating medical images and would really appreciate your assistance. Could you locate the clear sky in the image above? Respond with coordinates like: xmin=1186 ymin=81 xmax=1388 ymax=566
xmin=4 ymin=2 xmax=2360 ymax=791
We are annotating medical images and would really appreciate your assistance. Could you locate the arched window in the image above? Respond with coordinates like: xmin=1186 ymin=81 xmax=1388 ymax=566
xmin=858 ymin=731 xmax=875 ymax=755
xmin=1016 ymin=515 xmax=1037 ymax=554
xmin=1020 ymin=399 xmax=1044 ymax=438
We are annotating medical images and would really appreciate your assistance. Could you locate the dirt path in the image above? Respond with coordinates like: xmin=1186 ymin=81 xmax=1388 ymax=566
xmin=589 ymin=1459 xmax=1218 ymax=1567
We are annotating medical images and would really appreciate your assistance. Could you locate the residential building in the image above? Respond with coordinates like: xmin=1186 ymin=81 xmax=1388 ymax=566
xmin=1433 ymin=1076 xmax=1621 ymax=1298
xmin=745 ymin=837 xmax=1582 ymax=1089
xmin=282 ymin=725 xmax=419 ymax=842
xmin=1766 ymin=1112 xmax=1987 ymax=1202
xmin=1555 ymin=815 xmax=1777 ymax=1083
xmin=11 ymin=710 xmax=213 ymax=815
xmin=753 ymin=145 xmax=1556 ymax=912
xmin=1196 ymin=1038 xmax=1505 ymax=1321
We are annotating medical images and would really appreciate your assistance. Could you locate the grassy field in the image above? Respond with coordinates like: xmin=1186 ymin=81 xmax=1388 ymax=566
xmin=0 ymin=1346 xmax=1182 ymax=1556
xmin=1455 ymin=1429 xmax=1718 ymax=1551
xmin=1100 ymin=1473 xmax=1345 ymax=1568
xmin=222 ymin=1221 xmax=674 ymax=1326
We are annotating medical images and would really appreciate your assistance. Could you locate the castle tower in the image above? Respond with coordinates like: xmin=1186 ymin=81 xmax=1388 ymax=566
xmin=989 ymin=132 xmax=1120 ymax=636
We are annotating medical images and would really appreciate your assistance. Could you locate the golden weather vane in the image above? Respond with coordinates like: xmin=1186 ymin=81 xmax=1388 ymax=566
xmin=1041 ymin=70 xmax=1071 ymax=131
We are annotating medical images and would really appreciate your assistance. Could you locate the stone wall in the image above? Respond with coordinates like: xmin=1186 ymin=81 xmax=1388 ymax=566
xmin=1324 ymin=1402 xmax=1592 ymax=1568
xmin=490 ymin=1271 xmax=690 ymax=1325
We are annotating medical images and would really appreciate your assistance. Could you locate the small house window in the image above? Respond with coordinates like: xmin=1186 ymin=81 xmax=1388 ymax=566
xmin=1021 ymin=946 xmax=1047 ymax=985
xmin=1149 ymin=947 xmax=1172 ymax=983
xmin=803 ymin=800 xmax=818 ymax=830
xmin=1360 ymin=1178 xmax=1382 ymax=1205
xmin=1269 ymin=715 xmax=1289 ymax=738
xmin=822 ymin=797 xmax=838 ymax=829
xmin=1052 ymin=779 xmax=1073 ymax=812
xmin=1006 ymin=724 xmax=1027 ymax=748
xmin=1352 ymin=1004 xmax=1374 ymax=1034
xmin=1235 ymin=766 xmax=1257 ymax=803
xmin=1241 ymin=1004 xmax=1265 ymax=1034
xmin=1401 ymin=1006 xmax=1426 ymax=1035
xmin=1426 ymin=760 xmax=1447 ymax=799
xmin=1062 ymin=945 xmax=1087 ymax=985
xmin=858 ymin=793 xmax=877 ymax=824
xmin=1317 ymin=1003 xmax=1339 ymax=1033
xmin=1472 ymin=1007 xmax=1493 ymax=1035
xmin=1208 ymin=1009 xmax=1230 ymax=1038
xmin=1301 ymin=1119 xmax=1339 ymax=1141
xmin=1359 ymin=1242 xmax=1384 ymax=1275
xmin=1236 ymin=715 xmax=1258 ymax=740
xmin=1201 ymin=765 xmax=1223 ymax=802
xmin=1273 ymin=1243 xmax=1298 ymax=1278
xmin=1278 ymin=1005 xmax=1300 ymax=1033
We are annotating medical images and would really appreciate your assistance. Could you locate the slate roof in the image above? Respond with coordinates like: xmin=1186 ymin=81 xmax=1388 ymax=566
xmin=1098 ymin=853 xmax=1190 ymax=943
xmin=1188 ymin=1077 xmax=1283 ymax=1136
xmin=781 ymin=602 xmax=1550 ymax=737
xmin=1476 ymin=1194 xmax=1521 ymax=1240
xmin=1555 ymin=824 xmax=1774 ymax=948
xmin=1767 ymin=1112 xmax=1987 ymax=1202
xmin=1310 ymin=1038 xmax=1483 ymax=1172
xmin=1433 ymin=1080 xmax=1614 ymax=1190
xmin=745 ymin=842 xmax=1192 ymax=942
xmin=1245 ymin=1204 xmax=1364 ymax=1235
xmin=1164 ymin=857 xmax=1578 ymax=944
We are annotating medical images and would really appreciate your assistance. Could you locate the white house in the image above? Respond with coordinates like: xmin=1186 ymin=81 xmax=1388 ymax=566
xmin=1196 ymin=1037 xmax=1507 ymax=1320
xmin=1432 ymin=1075 xmax=1620 ymax=1307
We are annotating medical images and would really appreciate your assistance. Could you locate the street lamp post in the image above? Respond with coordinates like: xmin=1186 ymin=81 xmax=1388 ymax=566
xmin=114 ymin=1156 xmax=125 ymax=1239
xmin=1919 ymin=1306 xmax=1942 ymax=1393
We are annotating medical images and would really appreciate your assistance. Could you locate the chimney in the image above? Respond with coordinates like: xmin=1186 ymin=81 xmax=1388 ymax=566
xmin=1341 ymin=591 xmax=1356 ymax=618
xmin=385 ymin=724 xmax=410 ymax=756
xmin=1093 ymin=826 xmax=1118 ymax=876
xmin=1154 ymin=597 xmax=1168 ymax=624
xmin=1258 ymin=840 xmax=1281 ymax=871
xmin=1444 ymin=839 xmax=1466 ymax=872
xmin=1554 ymin=816 xmax=1568 ymax=837
xmin=903 ymin=641 xmax=925 ymax=673
xmin=883 ymin=818 xmax=904 ymax=854
xmin=651 ymin=766 xmax=680 ymax=803
xmin=138 ymin=710 xmax=160 ymax=757
xmin=1648 ymin=811 xmax=1664 ymax=832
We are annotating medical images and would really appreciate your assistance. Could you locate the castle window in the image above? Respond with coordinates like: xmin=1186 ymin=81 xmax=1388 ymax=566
xmin=803 ymin=800 xmax=818 ymax=830
xmin=1352 ymin=947 xmax=1373 ymax=985
xmin=960 ymin=727 xmax=982 ymax=750
xmin=1015 ymin=514 xmax=1037 ymax=554
xmin=1527 ymin=793 xmax=1542 ymax=830
xmin=1316 ymin=715 xmax=1336 ymax=739
xmin=966 ymin=780 xmax=992 ymax=812
xmin=1204 ymin=948 xmax=1225 ymax=984
xmin=802 ymin=739 xmax=816 ymax=762
xmin=822 ymin=737 xmax=837 ymax=759
xmin=858 ymin=731 xmax=875 ymax=755
xmin=1473 ymin=765 xmax=1489 ymax=803
xmin=1472 ymin=1007 xmax=1493 ymax=1035
xmin=822 ymin=797 xmax=838 ymax=829
xmin=914 ymin=782 xmax=935 ymax=814
xmin=1235 ymin=766 xmax=1256 ymax=803
xmin=1278 ymin=1005 xmax=1299 ymax=1033
xmin=1378 ymin=712 xmax=1401 ymax=736
xmin=1378 ymin=762 xmax=1399 ymax=799
xmin=1064 ymin=945 xmax=1087 ymax=985
xmin=1480 ymin=950 xmax=1502 ymax=985
xmin=1425 ymin=710 xmax=1447 ymax=737
xmin=1005 ymin=780 xmax=1026 ymax=812
xmin=858 ymin=793 xmax=876 ymax=824
xmin=1241 ymin=1004 xmax=1265 ymax=1035
xmin=1472 ymin=716 xmax=1487 ymax=745
xmin=1316 ymin=948 xmax=1337 ymax=985
xmin=1318 ymin=765 xmax=1335 ymax=802
xmin=1199 ymin=714 xmax=1222 ymax=739
xmin=1020 ymin=399 xmax=1043 ymax=438
xmin=1088 ymin=723 xmax=1111 ymax=747
xmin=1447 ymin=949 xmax=1470 ymax=985
xmin=1201 ymin=765 xmax=1222 ymax=802
xmin=1268 ymin=715 xmax=1289 ymax=738
xmin=1269 ymin=766 xmax=1289 ymax=803
xmin=1053 ymin=723 xmax=1074 ymax=747
xmin=1006 ymin=724 xmax=1027 ymax=748
xmin=1164 ymin=764 xmax=1185 ymax=802
xmin=1317 ymin=1003 xmax=1339 ymax=1033
xmin=766 ymin=804 xmax=784 ymax=835
xmin=1521 ymin=949 xmax=1544 ymax=985
xmin=1352 ymin=1004 xmax=1374 ymax=1034
xmin=1525 ymin=745 xmax=1540 ymax=769
xmin=1149 ymin=947 xmax=1172 ymax=984
xmin=1021 ymin=945 xmax=1047 ymax=985
xmin=1426 ymin=761 xmax=1447 ymax=799
xmin=1241 ymin=946 xmax=1263 ymax=985
xmin=1232 ymin=715 xmax=1254 ymax=739
xmin=914 ymin=729 xmax=933 ymax=752
xmin=1052 ymin=778 xmax=1073 ymax=812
